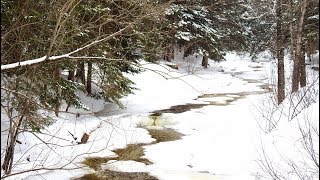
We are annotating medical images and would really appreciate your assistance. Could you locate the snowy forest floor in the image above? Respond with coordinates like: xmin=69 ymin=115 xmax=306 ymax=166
xmin=1 ymin=51 xmax=319 ymax=180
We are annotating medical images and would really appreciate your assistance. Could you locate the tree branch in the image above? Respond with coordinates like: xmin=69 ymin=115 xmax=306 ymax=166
xmin=1 ymin=25 xmax=131 ymax=71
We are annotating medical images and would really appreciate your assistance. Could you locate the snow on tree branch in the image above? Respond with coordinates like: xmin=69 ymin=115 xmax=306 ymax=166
xmin=1 ymin=25 xmax=131 ymax=71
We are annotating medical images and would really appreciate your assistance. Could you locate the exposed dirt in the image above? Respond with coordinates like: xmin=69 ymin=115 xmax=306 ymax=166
xmin=75 ymin=170 xmax=158 ymax=180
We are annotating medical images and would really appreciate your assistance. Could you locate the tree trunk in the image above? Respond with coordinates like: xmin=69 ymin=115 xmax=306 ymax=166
xmin=170 ymin=48 xmax=174 ymax=61
xmin=276 ymin=0 xmax=285 ymax=104
xmin=292 ymin=0 xmax=308 ymax=93
xmin=86 ymin=62 xmax=92 ymax=95
xmin=163 ymin=45 xmax=174 ymax=62
xmin=201 ymin=53 xmax=208 ymax=69
xmin=288 ymin=0 xmax=295 ymax=60
xmin=54 ymin=67 xmax=61 ymax=116
xmin=2 ymin=115 xmax=24 ymax=175
xmin=68 ymin=70 xmax=75 ymax=81
xmin=168 ymin=44 xmax=175 ymax=61
xmin=76 ymin=62 xmax=85 ymax=84
xmin=163 ymin=53 xmax=169 ymax=61
xmin=299 ymin=39 xmax=307 ymax=87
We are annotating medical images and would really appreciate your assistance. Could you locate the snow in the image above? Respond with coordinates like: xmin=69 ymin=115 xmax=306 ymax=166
xmin=309 ymin=51 xmax=319 ymax=65
xmin=1 ymin=50 xmax=318 ymax=180
xmin=175 ymin=31 xmax=193 ymax=41
xmin=144 ymin=96 xmax=264 ymax=180
xmin=1 ymin=56 xmax=47 ymax=70
xmin=101 ymin=160 xmax=150 ymax=172
xmin=197 ymin=96 xmax=234 ymax=103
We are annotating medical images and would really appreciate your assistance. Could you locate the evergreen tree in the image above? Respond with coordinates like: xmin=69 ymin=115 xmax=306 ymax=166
xmin=242 ymin=0 xmax=275 ymax=60
xmin=1 ymin=0 xmax=170 ymax=174
xmin=164 ymin=0 xmax=248 ymax=64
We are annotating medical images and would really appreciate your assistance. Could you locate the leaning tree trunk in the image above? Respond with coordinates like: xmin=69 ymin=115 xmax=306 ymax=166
xmin=292 ymin=0 xmax=308 ymax=93
xmin=276 ymin=0 xmax=285 ymax=104
xmin=86 ymin=62 xmax=92 ymax=95
xmin=2 ymin=115 xmax=24 ymax=175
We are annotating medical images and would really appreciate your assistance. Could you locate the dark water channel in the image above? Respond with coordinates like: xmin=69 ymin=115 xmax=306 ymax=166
xmin=152 ymin=87 xmax=269 ymax=115
xmin=151 ymin=71 xmax=271 ymax=115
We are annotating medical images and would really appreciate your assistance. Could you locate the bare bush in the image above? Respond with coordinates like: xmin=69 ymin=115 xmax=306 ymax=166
xmin=255 ymin=62 xmax=319 ymax=179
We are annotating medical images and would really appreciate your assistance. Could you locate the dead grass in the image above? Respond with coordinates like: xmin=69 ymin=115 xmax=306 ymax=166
xmin=80 ymin=119 xmax=185 ymax=180
xmin=101 ymin=170 xmax=158 ymax=180
xmin=82 ymin=157 xmax=111 ymax=171
xmin=113 ymin=144 xmax=152 ymax=165
xmin=81 ymin=144 xmax=155 ymax=179
xmin=146 ymin=128 xmax=184 ymax=143
xmin=75 ymin=170 xmax=158 ymax=180
xmin=74 ymin=173 xmax=101 ymax=180
xmin=82 ymin=143 xmax=152 ymax=171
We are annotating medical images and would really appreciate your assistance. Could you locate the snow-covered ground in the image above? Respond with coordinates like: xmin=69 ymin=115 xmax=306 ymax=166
xmin=1 ymin=51 xmax=319 ymax=180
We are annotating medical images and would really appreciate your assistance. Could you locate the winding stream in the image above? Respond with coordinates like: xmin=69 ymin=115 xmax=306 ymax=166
xmin=151 ymin=71 xmax=271 ymax=115
xmin=77 ymin=67 xmax=272 ymax=180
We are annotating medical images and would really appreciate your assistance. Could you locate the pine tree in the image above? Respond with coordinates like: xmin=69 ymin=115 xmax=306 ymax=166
xmin=163 ymin=0 xmax=248 ymax=66
xmin=242 ymin=0 xmax=275 ymax=60
xmin=1 ymin=0 xmax=171 ymax=174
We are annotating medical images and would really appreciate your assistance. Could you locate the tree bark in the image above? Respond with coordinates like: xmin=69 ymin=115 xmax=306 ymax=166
xmin=86 ymin=62 xmax=92 ymax=95
xmin=201 ymin=53 xmax=208 ymax=69
xmin=54 ymin=67 xmax=61 ymax=117
xmin=292 ymin=0 xmax=308 ymax=93
xmin=169 ymin=44 xmax=175 ymax=61
xmin=163 ymin=44 xmax=174 ymax=62
xmin=67 ymin=70 xmax=75 ymax=81
xmin=300 ymin=39 xmax=307 ymax=87
xmin=76 ymin=62 xmax=85 ymax=84
xmin=2 ymin=115 xmax=24 ymax=175
xmin=276 ymin=0 xmax=285 ymax=104
xmin=170 ymin=49 xmax=174 ymax=61
xmin=288 ymin=0 xmax=295 ymax=60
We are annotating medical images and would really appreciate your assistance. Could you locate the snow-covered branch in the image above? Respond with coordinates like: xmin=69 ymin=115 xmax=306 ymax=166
xmin=1 ymin=25 xmax=131 ymax=71
xmin=1 ymin=56 xmax=48 ymax=71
